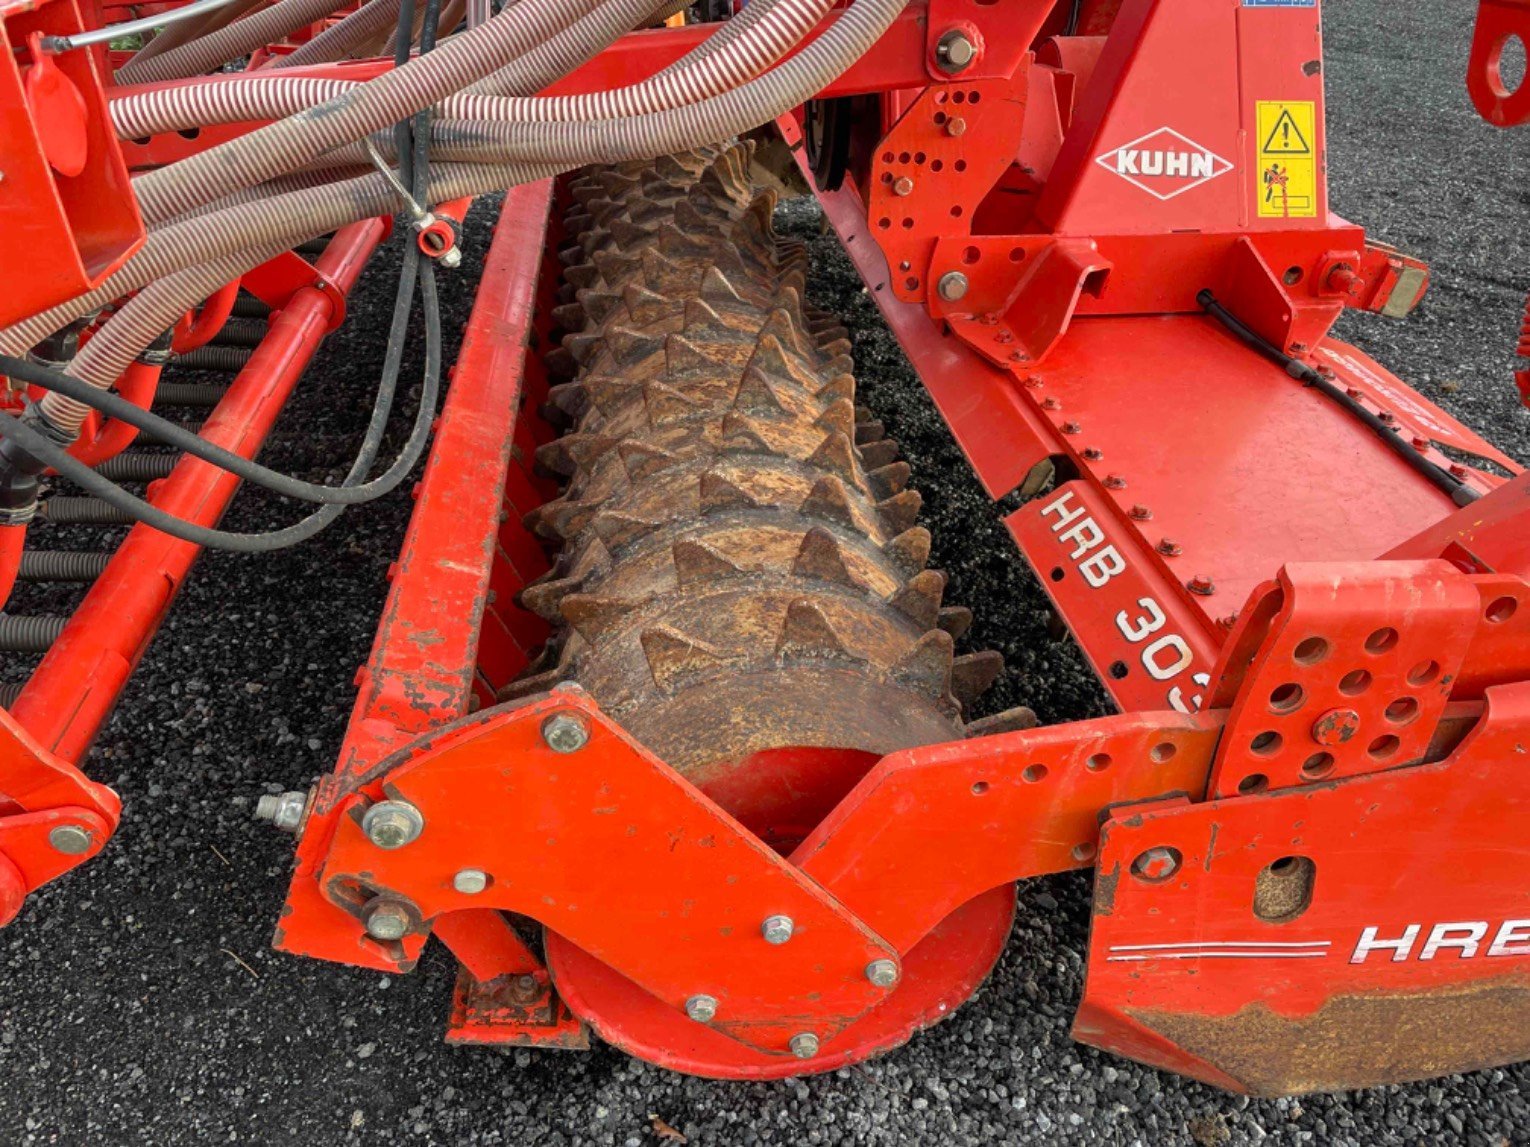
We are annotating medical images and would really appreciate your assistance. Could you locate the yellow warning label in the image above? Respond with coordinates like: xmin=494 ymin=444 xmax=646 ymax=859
xmin=1255 ymin=100 xmax=1317 ymax=219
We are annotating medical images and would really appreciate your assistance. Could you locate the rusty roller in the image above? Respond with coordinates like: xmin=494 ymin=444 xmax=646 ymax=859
xmin=500 ymin=145 xmax=1034 ymax=1068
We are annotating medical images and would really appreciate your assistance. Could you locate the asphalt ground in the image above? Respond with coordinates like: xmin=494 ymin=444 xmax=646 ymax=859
xmin=2 ymin=3 xmax=1528 ymax=1144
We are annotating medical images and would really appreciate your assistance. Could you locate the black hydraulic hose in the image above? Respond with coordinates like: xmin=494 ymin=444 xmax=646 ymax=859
xmin=0 ymin=262 xmax=442 ymax=552
xmin=1196 ymin=290 xmax=1479 ymax=508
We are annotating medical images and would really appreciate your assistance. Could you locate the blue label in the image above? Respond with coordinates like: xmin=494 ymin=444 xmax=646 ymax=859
xmin=1242 ymin=0 xmax=1315 ymax=6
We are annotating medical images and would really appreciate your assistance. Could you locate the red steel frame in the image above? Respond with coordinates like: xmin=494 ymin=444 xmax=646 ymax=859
xmin=2 ymin=0 xmax=1529 ymax=1095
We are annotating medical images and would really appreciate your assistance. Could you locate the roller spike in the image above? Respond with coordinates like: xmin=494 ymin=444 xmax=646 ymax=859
xmin=937 ymin=605 xmax=974 ymax=641
xmin=741 ymin=190 xmax=778 ymax=242
xmin=819 ymin=336 xmax=854 ymax=360
xmin=592 ymin=249 xmax=640 ymax=283
xmin=698 ymin=470 xmax=761 ymax=512
xmin=815 ymin=398 xmax=857 ymax=439
xmin=622 ymin=283 xmax=672 ymax=325
xmin=562 ymin=332 xmax=604 ymax=365
xmin=595 ymin=170 xmax=642 ymax=199
xmin=775 ymin=598 xmax=851 ymax=660
xmin=699 ymin=265 xmax=748 ymax=309
xmin=673 ymin=198 xmax=713 ymax=238
xmin=656 ymin=221 xmax=714 ymax=260
xmin=533 ymin=439 xmax=577 ymax=477
xmin=545 ymin=382 xmax=588 ymax=420
xmin=639 ymin=247 xmax=685 ymax=285
xmin=644 ymin=381 xmax=702 ymax=426
xmin=563 ymin=432 xmax=617 ymax=468
xmin=888 ymin=569 xmax=946 ymax=629
xmin=760 ymin=308 xmax=808 ymax=357
xmin=855 ymin=420 xmax=886 ymax=446
xmin=578 ymin=290 xmax=623 ymax=326
xmin=564 ymin=209 xmax=593 ymax=235
xmin=791 ymin=527 xmax=858 ymax=588
xmin=744 ymin=332 xmax=816 ymax=389
xmin=719 ymin=411 xmax=775 ymax=455
xmin=806 ymin=431 xmax=861 ymax=484
xmin=672 ymin=537 xmax=747 ymax=584
xmin=682 ymin=298 xmax=726 ymax=334
xmin=890 ymin=629 xmax=954 ymax=695
xmin=519 ymin=575 xmax=582 ymax=623
xmin=584 ymin=374 xmax=641 ymax=417
xmin=732 ymin=367 xmax=788 ymax=415
xmin=607 ymin=326 xmax=665 ymax=367
xmin=641 ymin=625 xmax=727 ymax=690
xmin=800 ymin=475 xmax=858 ymax=527
xmin=867 ymin=461 xmax=912 ymax=500
xmin=544 ymin=346 xmax=578 ymax=381
xmin=665 ymin=332 xmax=712 ymax=376
xmin=529 ymin=497 xmax=595 ymax=542
xmin=551 ymin=302 xmax=587 ymax=331
xmin=577 ymin=226 xmax=611 ymax=255
xmin=617 ymin=440 xmax=678 ymax=481
xmin=883 ymin=527 xmax=932 ymax=577
xmin=859 ymin=439 xmax=901 ymax=470
xmin=854 ymin=404 xmax=875 ymax=423
xmin=652 ymin=154 xmax=693 ymax=181
xmin=816 ymin=374 xmax=855 ymax=407
xmin=559 ymin=593 xmax=642 ymax=643
xmin=497 ymin=668 xmax=565 ymax=703
xmin=964 ymin=706 xmax=1039 ymax=738
xmin=878 ymin=489 xmax=923 ymax=534
xmin=607 ymin=216 xmax=651 ymax=250
xmin=558 ymin=245 xmax=588 ymax=269
xmin=591 ymin=510 xmax=664 ymax=550
xmin=951 ymin=651 xmax=1004 ymax=707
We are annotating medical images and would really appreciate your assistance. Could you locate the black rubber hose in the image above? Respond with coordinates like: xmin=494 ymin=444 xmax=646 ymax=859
xmin=0 ymin=265 xmax=434 ymax=509
xmin=1196 ymin=290 xmax=1478 ymax=507
xmin=0 ymin=261 xmax=441 ymax=552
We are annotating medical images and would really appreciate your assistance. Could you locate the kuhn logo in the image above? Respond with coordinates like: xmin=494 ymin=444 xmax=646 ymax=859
xmin=1095 ymin=127 xmax=1233 ymax=200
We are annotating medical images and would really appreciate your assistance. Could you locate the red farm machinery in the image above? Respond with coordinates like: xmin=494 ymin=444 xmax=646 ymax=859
xmin=1 ymin=0 xmax=1528 ymax=1097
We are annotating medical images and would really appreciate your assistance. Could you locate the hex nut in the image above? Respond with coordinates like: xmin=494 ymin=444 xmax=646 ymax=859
xmin=1130 ymin=846 xmax=1182 ymax=883
xmin=47 ymin=824 xmax=92 ymax=855
xmin=361 ymin=800 xmax=425 ymax=850
xmin=789 ymin=1032 xmax=821 ymax=1059
xmin=937 ymin=271 xmax=969 ymax=302
xmin=761 ymin=914 xmax=795 ymax=945
xmin=866 ymin=958 xmax=900 ymax=988
xmin=362 ymin=900 xmax=413 ymax=941
xmin=936 ymin=29 xmax=977 ymax=74
xmin=541 ymin=712 xmax=590 ymax=754
xmin=685 ymin=994 xmax=719 ymax=1023
xmin=452 ymin=868 xmax=489 ymax=895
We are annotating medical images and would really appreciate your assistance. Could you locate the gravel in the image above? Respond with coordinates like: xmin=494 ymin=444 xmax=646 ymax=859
xmin=2 ymin=4 xmax=1528 ymax=1144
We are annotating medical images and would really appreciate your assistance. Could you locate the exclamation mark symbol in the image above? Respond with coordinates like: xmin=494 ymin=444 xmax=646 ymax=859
xmin=1282 ymin=118 xmax=1291 ymax=148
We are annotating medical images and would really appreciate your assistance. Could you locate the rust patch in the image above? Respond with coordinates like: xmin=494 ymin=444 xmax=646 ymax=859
xmin=1135 ymin=976 xmax=1530 ymax=1095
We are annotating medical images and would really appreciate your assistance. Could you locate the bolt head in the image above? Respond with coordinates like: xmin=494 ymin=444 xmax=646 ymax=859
xmin=1130 ymin=846 xmax=1181 ymax=883
xmin=945 ymin=116 xmax=967 ymax=137
xmin=510 ymin=974 xmax=542 ymax=1003
xmin=541 ymin=712 xmax=589 ymax=754
xmin=789 ymin=1032 xmax=821 ymax=1059
xmin=937 ymin=271 xmax=969 ymax=302
xmin=254 ymin=790 xmax=310 ymax=833
xmin=453 ymin=868 xmax=489 ymax=895
xmin=761 ymin=914 xmax=795 ymax=945
xmin=1157 ymin=538 xmax=1183 ymax=556
xmin=685 ymin=994 xmax=719 ymax=1023
xmin=1188 ymin=575 xmax=1216 ymax=596
xmin=866 ymin=959 xmax=899 ymax=988
xmin=892 ymin=175 xmax=915 ymax=197
xmin=1129 ymin=504 xmax=1153 ymax=521
xmin=361 ymin=800 xmax=425 ymax=850
xmin=363 ymin=900 xmax=412 ymax=941
xmin=438 ymin=246 xmax=463 ymax=269
xmin=1061 ymin=421 xmax=1082 ymax=435
xmin=48 ymin=824 xmax=91 ymax=855
xmin=936 ymin=29 xmax=977 ymax=73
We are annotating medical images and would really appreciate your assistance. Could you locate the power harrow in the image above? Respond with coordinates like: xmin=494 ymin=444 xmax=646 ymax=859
xmin=1 ymin=0 xmax=1528 ymax=1096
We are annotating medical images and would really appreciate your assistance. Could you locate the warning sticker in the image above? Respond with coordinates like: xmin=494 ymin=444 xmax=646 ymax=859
xmin=1255 ymin=100 xmax=1317 ymax=218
